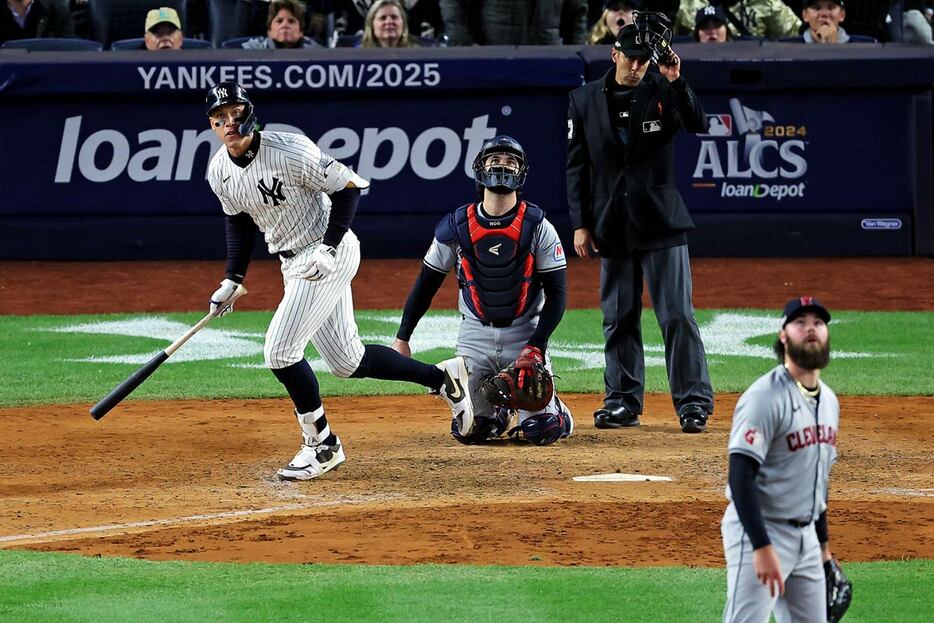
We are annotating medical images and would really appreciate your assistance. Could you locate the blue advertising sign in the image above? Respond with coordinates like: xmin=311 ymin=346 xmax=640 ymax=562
xmin=0 ymin=94 xmax=570 ymax=219
xmin=674 ymin=92 xmax=913 ymax=214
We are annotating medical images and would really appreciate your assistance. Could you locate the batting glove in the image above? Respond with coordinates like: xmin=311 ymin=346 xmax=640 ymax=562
xmin=515 ymin=345 xmax=544 ymax=390
xmin=299 ymin=244 xmax=337 ymax=281
xmin=209 ymin=278 xmax=239 ymax=316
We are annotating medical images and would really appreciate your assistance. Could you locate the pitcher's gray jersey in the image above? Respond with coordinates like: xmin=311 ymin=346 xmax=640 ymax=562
xmin=423 ymin=212 xmax=567 ymax=322
xmin=207 ymin=131 xmax=356 ymax=254
xmin=726 ymin=365 xmax=839 ymax=522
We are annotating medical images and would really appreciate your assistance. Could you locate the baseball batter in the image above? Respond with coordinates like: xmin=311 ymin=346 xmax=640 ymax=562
xmin=391 ymin=135 xmax=573 ymax=445
xmin=722 ymin=297 xmax=840 ymax=623
xmin=204 ymin=82 xmax=472 ymax=480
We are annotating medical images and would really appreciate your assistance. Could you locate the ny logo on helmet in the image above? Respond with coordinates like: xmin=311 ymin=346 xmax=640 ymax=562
xmin=216 ymin=88 xmax=228 ymax=99
xmin=257 ymin=177 xmax=286 ymax=206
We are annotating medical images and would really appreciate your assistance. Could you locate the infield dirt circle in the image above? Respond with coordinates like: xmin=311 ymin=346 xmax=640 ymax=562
xmin=1 ymin=258 xmax=932 ymax=566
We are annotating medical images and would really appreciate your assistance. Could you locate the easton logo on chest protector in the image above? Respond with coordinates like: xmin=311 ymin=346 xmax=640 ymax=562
xmin=257 ymin=177 xmax=286 ymax=206
xmin=453 ymin=201 xmax=543 ymax=326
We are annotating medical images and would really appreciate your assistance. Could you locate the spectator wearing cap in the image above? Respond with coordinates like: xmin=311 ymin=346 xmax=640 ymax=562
xmin=1 ymin=0 xmax=74 ymax=44
xmin=566 ymin=21 xmax=715 ymax=434
xmin=144 ymin=7 xmax=183 ymax=50
xmin=799 ymin=0 xmax=850 ymax=43
xmin=587 ymin=0 xmax=635 ymax=45
xmin=241 ymin=0 xmax=320 ymax=49
xmin=694 ymin=4 xmax=730 ymax=41
xmin=677 ymin=1 xmax=801 ymax=39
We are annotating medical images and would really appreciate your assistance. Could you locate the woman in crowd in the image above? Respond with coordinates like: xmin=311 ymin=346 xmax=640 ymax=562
xmin=587 ymin=0 xmax=635 ymax=45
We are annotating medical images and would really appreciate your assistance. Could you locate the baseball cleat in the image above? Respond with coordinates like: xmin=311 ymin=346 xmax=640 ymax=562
xmin=557 ymin=397 xmax=574 ymax=438
xmin=277 ymin=436 xmax=345 ymax=481
xmin=436 ymin=356 xmax=474 ymax=437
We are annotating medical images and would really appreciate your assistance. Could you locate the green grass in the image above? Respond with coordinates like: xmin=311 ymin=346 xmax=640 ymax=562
xmin=0 ymin=551 xmax=929 ymax=622
xmin=1 ymin=309 xmax=932 ymax=407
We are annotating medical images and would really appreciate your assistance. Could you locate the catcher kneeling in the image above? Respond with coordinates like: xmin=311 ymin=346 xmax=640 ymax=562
xmin=391 ymin=135 xmax=572 ymax=445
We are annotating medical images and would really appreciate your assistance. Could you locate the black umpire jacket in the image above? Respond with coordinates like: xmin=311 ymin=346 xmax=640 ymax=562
xmin=566 ymin=68 xmax=707 ymax=256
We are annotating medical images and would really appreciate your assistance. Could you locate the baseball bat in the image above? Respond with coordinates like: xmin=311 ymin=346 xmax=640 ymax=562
xmin=89 ymin=284 xmax=247 ymax=420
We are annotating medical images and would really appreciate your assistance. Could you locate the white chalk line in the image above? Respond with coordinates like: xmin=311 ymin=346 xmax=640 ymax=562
xmin=0 ymin=494 xmax=397 ymax=545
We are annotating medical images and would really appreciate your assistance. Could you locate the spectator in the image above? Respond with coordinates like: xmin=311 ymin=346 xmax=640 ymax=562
xmin=144 ymin=7 xmax=183 ymax=50
xmin=799 ymin=0 xmax=850 ymax=43
xmin=335 ymin=0 xmax=441 ymax=40
xmin=903 ymin=0 xmax=934 ymax=45
xmin=677 ymin=1 xmax=801 ymax=39
xmin=242 ymin=0 xmax=321 ymax=49
xmin=587 ymin=0 xmax=636 ymax=45
xmin=1 ymin=0 xmax=74 ymax=44
xmin=561 ymin=0 xmax=589 ymax=44
xmin=440 ymin=0 xmax=564 ymax=45
xmin=361 ymin=0 xmax=416 ymax=46
xmin=694 ymin=4 xmax=731 ymax=41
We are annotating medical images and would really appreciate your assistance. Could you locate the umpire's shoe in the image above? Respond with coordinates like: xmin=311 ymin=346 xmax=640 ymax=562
xmin=436 ymin=356 xmax=475 ymax=437
xmin=678 ymin=405 xmax=710 ymax=434
xmin=593 ymin=405 xmax=641 ymax=429
xmin=277 ymin=437 xmax=346 ymax=481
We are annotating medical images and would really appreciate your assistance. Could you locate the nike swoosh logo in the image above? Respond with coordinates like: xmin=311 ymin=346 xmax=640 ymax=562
xmin=445 ymin=372 xmax=465 ymax=402
xmin=223 ymin=176 xmax=231 ymax=183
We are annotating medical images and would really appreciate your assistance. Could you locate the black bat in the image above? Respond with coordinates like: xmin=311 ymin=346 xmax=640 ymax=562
xmin=89 ymin=285 xmax=247 ymax=420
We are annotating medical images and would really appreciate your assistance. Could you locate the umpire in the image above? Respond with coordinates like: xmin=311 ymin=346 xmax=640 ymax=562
xmin=566 ymin=13 xmax=714 ymax=433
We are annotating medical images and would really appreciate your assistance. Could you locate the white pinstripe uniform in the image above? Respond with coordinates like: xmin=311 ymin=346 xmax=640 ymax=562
xmin=207 ymin=131 xmax=367 ymax=376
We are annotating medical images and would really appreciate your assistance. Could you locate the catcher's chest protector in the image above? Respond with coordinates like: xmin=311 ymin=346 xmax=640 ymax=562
xmin=455 ymin=202 xmax=543 ymax=326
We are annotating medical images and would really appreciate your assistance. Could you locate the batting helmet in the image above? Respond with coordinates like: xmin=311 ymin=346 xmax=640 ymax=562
xmin=205 ymin=82 xmax=258 ymax=137
xmin=472 ymin=135 xmax=529 ymax=194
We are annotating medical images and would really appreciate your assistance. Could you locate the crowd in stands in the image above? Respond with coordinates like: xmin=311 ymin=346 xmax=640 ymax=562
xmin=1 ymin=0 xmax=932 ymax=50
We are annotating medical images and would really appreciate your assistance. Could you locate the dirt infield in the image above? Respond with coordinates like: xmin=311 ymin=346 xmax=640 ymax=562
xmin=1 ymin=259 xmax=932 ymax=566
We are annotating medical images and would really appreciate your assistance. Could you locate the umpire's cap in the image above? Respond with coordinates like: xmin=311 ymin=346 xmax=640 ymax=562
xmin=780 ymin=296 xmax=831 ymax=329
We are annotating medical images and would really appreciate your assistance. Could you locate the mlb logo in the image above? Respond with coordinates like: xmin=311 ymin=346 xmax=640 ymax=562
xmin=700 ymin=114 xmax=732 ymax=137
xmin=643 ymin=120 xmax=662 ymax=133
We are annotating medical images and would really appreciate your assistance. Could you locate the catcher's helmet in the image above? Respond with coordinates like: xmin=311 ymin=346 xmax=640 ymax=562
xmin=517 ymin=412 xmax=570 ymax=446
xmin=631 ymin=10 xmax=674 ymax=64
xmin=205 ymin=82 xmax=257 ymax=136
xmin=472 ymin=135 xmax=529 ymax=193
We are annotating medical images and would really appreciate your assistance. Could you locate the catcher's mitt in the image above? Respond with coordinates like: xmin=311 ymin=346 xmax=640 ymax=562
xmin=479 ymin=362 xmax=554 ymax=412
xmin=824 ymin=558 xmax=852 ymax=623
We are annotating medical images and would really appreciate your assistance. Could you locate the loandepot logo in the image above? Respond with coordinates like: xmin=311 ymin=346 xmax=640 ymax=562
xmin=693 ymin=98 xmax=808 ymax=201
xmin=47 ymin=312 xmax=882 ymax=372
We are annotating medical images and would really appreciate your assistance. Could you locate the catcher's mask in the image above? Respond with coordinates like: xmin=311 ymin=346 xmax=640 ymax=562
xmin=472 ymin=135 xmax=529 ymax=194
xmin=629 ymin=10 xmax=673 ymax=64
xmin=206 ymin=81 xmax=258 ymax=137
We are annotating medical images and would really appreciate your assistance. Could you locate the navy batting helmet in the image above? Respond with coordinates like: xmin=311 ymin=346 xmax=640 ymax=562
xmin=205 ymin=82 xmax=257 ymax=137
xmin=472 ymin=135 xmax=528 ymax=194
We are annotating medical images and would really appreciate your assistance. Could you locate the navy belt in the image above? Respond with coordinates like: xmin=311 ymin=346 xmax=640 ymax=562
xmin=278 ymin=249 xmax=297 ymax=259
xmin=787 ymin=519 xmax=812 ymax=528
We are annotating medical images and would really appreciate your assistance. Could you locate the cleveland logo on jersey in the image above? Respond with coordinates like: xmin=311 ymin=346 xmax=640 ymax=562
xmin=257 ymin=177 xmax=286 ymax=206
xmin=786 ymin=424 xmax=837 ymax=452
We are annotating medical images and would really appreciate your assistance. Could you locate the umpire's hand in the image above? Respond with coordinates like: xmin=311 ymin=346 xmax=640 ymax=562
xmin=573 ymin=228 xmax=599 ymax=258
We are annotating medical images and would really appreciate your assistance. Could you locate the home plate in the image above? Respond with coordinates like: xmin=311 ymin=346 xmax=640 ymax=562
xmin=573 ymin=473 xmax=673 ymax=483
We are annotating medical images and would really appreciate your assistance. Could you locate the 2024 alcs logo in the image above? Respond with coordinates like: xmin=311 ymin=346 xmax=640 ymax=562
xmin=692 ymin=98 xmax=808 ymax=201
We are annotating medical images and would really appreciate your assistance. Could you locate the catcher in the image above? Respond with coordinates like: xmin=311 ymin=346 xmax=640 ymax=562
xmin=391 ymin=135 xmax=573 ymax=445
